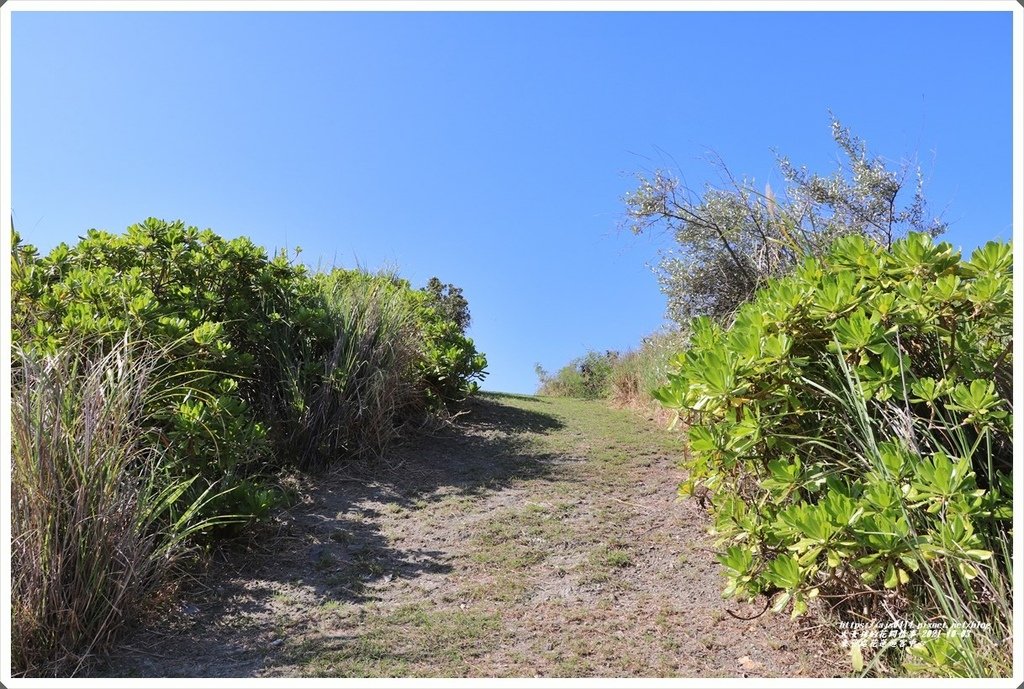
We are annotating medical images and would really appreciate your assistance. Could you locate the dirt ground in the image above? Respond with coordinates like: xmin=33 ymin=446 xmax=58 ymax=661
xmin=94 ymin=393 xmax=842 ymax=678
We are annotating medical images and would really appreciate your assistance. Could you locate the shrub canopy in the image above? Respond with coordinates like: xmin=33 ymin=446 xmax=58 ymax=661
xmin=12 ymin=218 xmax=488 ymax=520
xmin=654 ymin=233 xmax=1012 ymax=642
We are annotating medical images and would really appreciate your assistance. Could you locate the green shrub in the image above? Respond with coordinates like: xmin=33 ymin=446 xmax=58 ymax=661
xmin=536 ymin=350 xmax=619 ymax=399
xmin=12 ymin=220 xmax=488 ymax=516
xmin=654 ymin=233 xmax=1012 ymax=675
xmin=414 ymin=283 xmax=489 ymax=411
xmin=422 ymin=276 xmax=471 ymax=332
xmin=12 ymin=219 xmax=319 ymax=519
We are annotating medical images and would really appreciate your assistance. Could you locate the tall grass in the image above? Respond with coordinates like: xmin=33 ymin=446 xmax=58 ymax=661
xmin=10 ymin=337 xmax=226 ymax=676
xmin=268 ymin=273 xmax=424 ymax=470
xmin=609 ymin=329 xmax=689 ymax=407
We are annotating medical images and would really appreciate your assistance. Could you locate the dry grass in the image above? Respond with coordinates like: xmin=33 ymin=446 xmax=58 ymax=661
xmin=11 ymin=338 xmax=221 ymax=676
xmin=270 ymin=274 xmax=425 ymax=470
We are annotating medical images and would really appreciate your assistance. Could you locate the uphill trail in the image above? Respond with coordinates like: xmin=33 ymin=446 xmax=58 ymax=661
xmin=98 ymin=393 xmax=839 ymax=678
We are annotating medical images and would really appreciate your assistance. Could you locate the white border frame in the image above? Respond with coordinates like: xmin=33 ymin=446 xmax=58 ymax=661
xmin=1 ymin=1 xmax=1020 ymax=687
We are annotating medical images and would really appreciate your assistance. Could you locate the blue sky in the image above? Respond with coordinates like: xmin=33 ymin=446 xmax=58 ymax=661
xmin=11 ymin=9 xmax=1014 ymax=394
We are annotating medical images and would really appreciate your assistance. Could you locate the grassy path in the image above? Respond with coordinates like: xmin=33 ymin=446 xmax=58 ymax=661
xmin=99 ymin=393 xmax=838 ymax=678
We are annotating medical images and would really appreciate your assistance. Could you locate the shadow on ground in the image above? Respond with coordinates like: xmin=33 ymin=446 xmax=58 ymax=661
xmin=94 ymin=393 xmax=568 ymax=677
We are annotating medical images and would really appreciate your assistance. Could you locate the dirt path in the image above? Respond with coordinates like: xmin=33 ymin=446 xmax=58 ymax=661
xmin=97 ymin=393 xmax=840 ymax=678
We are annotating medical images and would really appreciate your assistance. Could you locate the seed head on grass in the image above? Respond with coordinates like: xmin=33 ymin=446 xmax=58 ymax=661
xmin=11 ymin=336 xmax=232 ymax=676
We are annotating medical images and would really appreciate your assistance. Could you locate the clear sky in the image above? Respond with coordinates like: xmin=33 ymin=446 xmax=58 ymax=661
xmin=11 ymin=9 xmax=1014 ymax=394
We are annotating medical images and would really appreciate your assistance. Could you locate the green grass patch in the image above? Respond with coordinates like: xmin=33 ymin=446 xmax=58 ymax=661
xmin=293 ymin=603 xmax=503 ymax=677
xmin=469 ymin=505 xmax=569 ymax=570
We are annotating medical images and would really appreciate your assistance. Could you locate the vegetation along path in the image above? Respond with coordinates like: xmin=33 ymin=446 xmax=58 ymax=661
xmin=99 ymin=393 xmax=839 ymax=678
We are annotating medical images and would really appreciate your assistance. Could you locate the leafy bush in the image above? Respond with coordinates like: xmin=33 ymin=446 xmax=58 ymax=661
xmin=653 ymin=233 xmax=1012 ymax=675
xmin=12 ymin=219 xmax=318 ymax=518
xmin=415 ymin=282 xmax=489 ymax=411
xmin=12 ymin=219 xmax=488 ymax=517
xmin=535 ymin=350 xmax=619 ymax=399
xmin=422 ymin=276 xmax=471 ymax=332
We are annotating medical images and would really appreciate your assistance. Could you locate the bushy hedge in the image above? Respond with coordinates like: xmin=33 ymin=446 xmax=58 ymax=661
xmin=654 ymin=233 xmax=1012 ymax=675
xmin=12 ymin=218 xmax=488 ymax=522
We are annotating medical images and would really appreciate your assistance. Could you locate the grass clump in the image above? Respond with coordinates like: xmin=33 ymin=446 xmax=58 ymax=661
xmin=10 ymin=337 xmax=227 ymax=676
xmin=268 ymin=270 xmax=424 ymax=470
xmin=606 ymin=329 xmax=689 ymax=407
